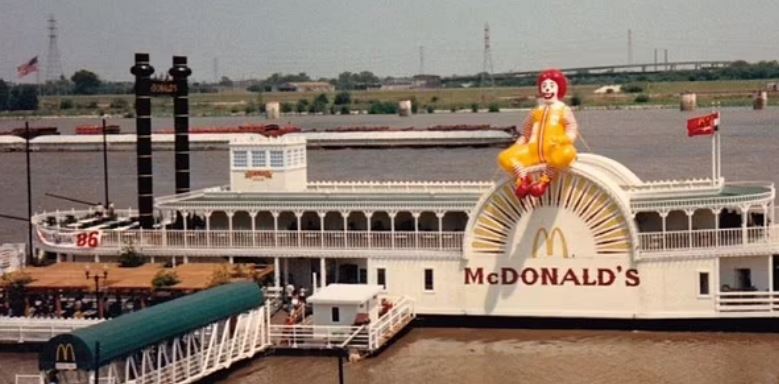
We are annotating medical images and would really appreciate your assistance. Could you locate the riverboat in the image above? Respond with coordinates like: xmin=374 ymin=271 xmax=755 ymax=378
xmin=31 ymin=132 xmax=779 ymax=329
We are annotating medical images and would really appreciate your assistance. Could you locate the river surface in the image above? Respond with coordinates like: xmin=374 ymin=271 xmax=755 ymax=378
xmin=1 ymin=108 xmax=779 ymax=383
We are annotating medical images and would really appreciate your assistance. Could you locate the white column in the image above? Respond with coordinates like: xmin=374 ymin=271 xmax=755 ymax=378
xmin=412 ymin=212 xmax=421 ymax=249
xmin=341 ymin=211 xmax=350 ymax=248
xmin=318 ymin=212 xmax=326 ymax=248
xmin=686 ymin=209 xmax=694 ymax=249
xmin=271 ymin=211 xmax=279 ymax=247
xmin=182 ymin=211 xmax=189 ymax=248
xmin=437 ymin=212 xmax=445 ymax=250
xmin=274 ymin=257 xmax=281 ymax=289
xmin=294 ymin=211 xmax=303 ymax=247
xmin=763 ymin=204 xmax=769 ymax=227
xmin=388 ymin=211 xmax=397 ymax=249
xmin=283 ymin=258 xmax=289 ymax=287
xmin=227 ymin=211 xmax=235 ymax=247
xmin=365 ymin=211 xmax=374 ymax=248
xmin=769 ymin=256 xmax=774 ymax=295
xmin=161 ymin=210 xmax=168 ymax=247
xmin=320 ymin=257 xmax=326 ymax=288
xmin=659 ymin=210 xmax=668 ymax=250
xmin=250 ymin=211 xmax=258 ymax=247
xmin=205 ymin=211 xmax=212 ymax=248
xmin=713 ymin=208 xmax=721 ymax=247
xmin=741 ymin=206 xmax=749 ymax=246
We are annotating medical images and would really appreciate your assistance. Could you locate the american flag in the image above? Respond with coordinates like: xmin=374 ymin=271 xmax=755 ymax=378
xmin=17 ymin=56 xmax=39 ymax=78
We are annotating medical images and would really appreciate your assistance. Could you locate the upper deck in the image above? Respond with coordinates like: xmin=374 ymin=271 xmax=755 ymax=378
xmin=30 ymin=134 xmax=777 ymax=261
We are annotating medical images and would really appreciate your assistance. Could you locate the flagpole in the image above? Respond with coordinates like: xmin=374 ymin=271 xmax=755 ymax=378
xmin=715 ymin=103 xmax=721 ymax=183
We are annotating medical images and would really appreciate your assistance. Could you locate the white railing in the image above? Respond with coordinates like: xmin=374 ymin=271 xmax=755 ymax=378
xmin=716 ymin=291 xmax=779 ymax=312
xmin=269 ymin=324 xmax=371 ymax=350
xmin=263 ymin=286 xmax=284 ymax=313
xmin=0 ymin=316 xmax=102 ymax=343
xmin=306 ymin=180 xmax=494 ymax=194
xmin=268 ymin=296 xmax=415 ymax=352
xmin=14 ymin=375 xmax=43 ymax=384
xmin=639 ymin=226 xmax=779 ymax=254
xmin=38 ymin=226 xmax=463 ymax=253
xmin=631 ymin=186 xmax=774 ymax=211
xmin=367 ymin=296 xmax=415 ymax=350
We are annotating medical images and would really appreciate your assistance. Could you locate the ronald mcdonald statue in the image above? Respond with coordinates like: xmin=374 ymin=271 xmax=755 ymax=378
xmin=498 ymin=69 xmax=578 ymax=199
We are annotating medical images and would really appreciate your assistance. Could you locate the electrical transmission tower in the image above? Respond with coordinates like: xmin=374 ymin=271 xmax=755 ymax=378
xmin=480 ymin=23 xmax=495 ymax=88
xmin=46 ymin=15 xmax=64 ymax=83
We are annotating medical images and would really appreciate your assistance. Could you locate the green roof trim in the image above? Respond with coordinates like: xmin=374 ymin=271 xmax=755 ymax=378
xmin=39 ymin=281 xmax=263 ymax=372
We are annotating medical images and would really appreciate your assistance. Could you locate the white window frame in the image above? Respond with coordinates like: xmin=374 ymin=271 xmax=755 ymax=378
xmin=697 ymin=270 xmax=711 ymax=298
xmin=232 ymin=150 xmax=248 ymax=169
xmin=377 ymin=268 xmax=387 ymax=291
xmin=269 ymin=150 xmax=284 ymax=168
xmin=251 ymin=150 xmax=267 ymax=167
xmin=424 ymin=268 xmax=434 ymax=292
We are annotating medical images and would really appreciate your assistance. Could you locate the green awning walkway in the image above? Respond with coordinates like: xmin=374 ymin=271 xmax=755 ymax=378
xmin=39 ymin=281 xmax=264 ymax=372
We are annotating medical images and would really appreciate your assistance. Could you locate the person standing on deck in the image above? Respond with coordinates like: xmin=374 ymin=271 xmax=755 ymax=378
xmin=497 ymin=69 xmax=579 ymax=199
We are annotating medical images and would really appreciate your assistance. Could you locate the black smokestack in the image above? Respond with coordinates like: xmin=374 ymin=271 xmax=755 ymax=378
xmin=130 ymin=53 xmax=155 ymax=229
xmin=169 ymin=56 xmax=192 ymax=195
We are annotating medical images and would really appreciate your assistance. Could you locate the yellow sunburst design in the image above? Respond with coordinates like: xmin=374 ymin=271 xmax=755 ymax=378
xmin=470 ymin=172 xmax=632 ymax=256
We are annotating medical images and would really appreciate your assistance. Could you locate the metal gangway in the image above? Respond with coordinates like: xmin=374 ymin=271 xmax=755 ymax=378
xmin=24 ymin=282 xmax=271 ymax=384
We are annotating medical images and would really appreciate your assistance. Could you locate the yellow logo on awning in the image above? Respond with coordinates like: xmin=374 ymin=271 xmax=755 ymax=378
xmin=55 ymin=343 xmax=77 ymax=370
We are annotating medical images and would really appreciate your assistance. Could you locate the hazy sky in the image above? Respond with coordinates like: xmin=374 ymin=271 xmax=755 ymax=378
xmin=1 ymin=0 xmax=778 ymax=83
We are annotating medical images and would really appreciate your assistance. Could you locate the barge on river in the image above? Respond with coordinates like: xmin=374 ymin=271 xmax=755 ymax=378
xmin=32 ymin=133 xmax=779 ymax=328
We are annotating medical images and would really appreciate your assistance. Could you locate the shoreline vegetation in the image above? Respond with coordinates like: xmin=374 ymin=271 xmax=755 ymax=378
xmin=0 ymin=79 xmax=775 ymax=119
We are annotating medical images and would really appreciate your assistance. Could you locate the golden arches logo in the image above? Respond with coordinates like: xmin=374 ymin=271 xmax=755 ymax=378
xmin=532 ymin=227 xmax=569 ymax=258
xmin=55 ymin=343 xmax=77 ymax=370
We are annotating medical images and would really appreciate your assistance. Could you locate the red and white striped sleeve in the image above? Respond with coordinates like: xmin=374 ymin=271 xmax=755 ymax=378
xmin=516 ymin=113 xmax=533 ymax=144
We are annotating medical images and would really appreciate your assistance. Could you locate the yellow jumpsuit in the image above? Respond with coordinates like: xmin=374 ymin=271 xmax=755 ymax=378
xmin=498 ymin=101 xmax=577 ymax=176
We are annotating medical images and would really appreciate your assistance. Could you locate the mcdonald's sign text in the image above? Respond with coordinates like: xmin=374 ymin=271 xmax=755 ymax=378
xmin=464 ymin=266 xmax=640 ymax=287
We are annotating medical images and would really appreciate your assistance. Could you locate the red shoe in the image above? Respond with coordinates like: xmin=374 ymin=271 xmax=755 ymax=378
xmin=529 ymin=177 xmax=551 ymax=197
xmin=514 ymin=176 xmax=533 ymax=199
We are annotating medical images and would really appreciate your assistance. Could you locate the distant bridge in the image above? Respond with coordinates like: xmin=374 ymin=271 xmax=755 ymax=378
xmin=443 ymin=60 xmax=734 ymax=84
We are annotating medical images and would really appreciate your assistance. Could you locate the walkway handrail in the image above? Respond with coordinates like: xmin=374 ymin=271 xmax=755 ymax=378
xmin=268 ymin=323 xmax=372 ymax=350
xmin=716 ymin=291 xmax=779 ymax=313
xmin=368 ymin=296 xmax=415 ymax=350
xmin=0 ymin=316 xmax=102 ymax=343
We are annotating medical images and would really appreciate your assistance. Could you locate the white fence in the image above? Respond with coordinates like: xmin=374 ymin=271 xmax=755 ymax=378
xmin=269 ymin=296 xmax=415 ymax=352
xmin=717 ymin=291 xmax=779 ymax=312
xmin=38 ymin=227 xmax=463 ymax=253
xmin=367 ymin=296 xmax=415 ymax=350
xmin=0 ymin=316 xmax=101 ymax=343
xmin=639 ymin=226 xmax=779 ymax=253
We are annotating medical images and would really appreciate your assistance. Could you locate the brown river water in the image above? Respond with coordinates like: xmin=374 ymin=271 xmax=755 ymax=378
xmin=1 ymin=108 xmax=779 ymax=383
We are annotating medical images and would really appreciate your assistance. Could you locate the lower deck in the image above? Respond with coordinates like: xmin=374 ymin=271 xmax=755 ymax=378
xmin=42 ymin=251 xmax=779 ymax=320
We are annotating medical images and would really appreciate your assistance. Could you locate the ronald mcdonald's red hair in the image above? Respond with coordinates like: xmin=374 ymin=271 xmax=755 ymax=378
xmin=537 ymin=69 xmax=568 ymax=99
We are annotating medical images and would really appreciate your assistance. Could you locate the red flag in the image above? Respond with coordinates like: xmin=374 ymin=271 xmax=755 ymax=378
xmin=17 ymin=56 xmax=39 ymax=78
xmin=687 ymin=112 xmax=719 ymax=137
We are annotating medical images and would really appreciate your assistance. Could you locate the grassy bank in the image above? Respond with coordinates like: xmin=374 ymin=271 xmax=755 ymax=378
xmin=15 ymin=79 xmax=776 ymax=118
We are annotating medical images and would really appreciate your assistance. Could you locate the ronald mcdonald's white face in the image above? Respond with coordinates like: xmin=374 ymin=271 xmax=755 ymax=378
xmin=539 ymin=79 xmax=559 ymax=103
